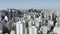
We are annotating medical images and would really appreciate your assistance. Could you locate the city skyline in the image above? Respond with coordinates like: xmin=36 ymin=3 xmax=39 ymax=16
xmin=0 ymin=0 xmax=60 ymax=10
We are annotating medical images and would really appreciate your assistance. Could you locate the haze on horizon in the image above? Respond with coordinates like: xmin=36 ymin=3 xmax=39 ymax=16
xmin=0 ymin=0 xmax=60 ymax=10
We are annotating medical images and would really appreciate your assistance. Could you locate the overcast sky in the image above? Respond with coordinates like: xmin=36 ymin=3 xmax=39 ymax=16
xmin=0 ymin=0 xmax=60 ymax=9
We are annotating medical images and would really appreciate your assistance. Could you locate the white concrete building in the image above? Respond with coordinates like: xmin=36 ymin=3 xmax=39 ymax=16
xmin=53 ymin=27 xmax=60 ymax=34
xmin=40 ymin=26 xmax=48 ymax=34
xmin=29 ymin=27 xmax=32 ymax=34
xmin=16 ymin=21 xmax=23 ymax=34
